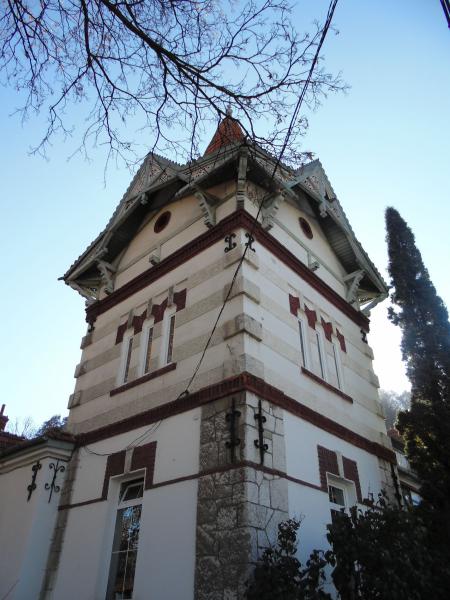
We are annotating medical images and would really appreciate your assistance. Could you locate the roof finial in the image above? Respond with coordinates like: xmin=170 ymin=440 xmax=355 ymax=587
xmin=226 ymin=104 xmax=233 ymax=117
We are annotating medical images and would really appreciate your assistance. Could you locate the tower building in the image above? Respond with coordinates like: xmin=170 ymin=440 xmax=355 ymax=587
xmin=0 ymin=116 xmax=396 ymax=600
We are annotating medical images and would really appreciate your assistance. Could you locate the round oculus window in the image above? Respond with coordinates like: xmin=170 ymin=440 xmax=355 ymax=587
xmin=299 ymin=217 xmax=313 ymax=239
xmin=154 ymin=211 xmax=171 ymax=233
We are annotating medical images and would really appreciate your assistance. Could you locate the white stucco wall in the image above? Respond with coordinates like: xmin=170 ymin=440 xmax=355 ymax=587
xmin=0 ymin=442 xmax=73 ymax=600
xmin=52 ymin=410 xmax=200 ymax=600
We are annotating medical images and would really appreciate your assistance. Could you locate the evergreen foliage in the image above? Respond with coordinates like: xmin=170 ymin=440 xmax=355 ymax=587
xmin=326 ymin=496 xmax=441 ymax=600
xmin=246 ymin=518 xmax=331 ymax=600
xmin=385 ymin=207 xmax=450 ymax=517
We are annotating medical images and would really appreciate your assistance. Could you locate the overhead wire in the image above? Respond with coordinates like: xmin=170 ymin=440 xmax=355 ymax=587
xmin=81 ymin=0 xmax=339 ymax=458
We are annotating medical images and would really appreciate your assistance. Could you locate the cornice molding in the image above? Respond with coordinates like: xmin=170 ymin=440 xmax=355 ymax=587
xmin=85 ymin=210 xmax=370 ymax=331
xmin=76 ymin=371 xmax=394 ymax=463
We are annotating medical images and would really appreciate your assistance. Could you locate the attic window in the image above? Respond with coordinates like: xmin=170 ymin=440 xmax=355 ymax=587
xmin=154 ymin=211 xmax=171 ymax=233
xmin=299 ymin=217 xmax=313 ymax=239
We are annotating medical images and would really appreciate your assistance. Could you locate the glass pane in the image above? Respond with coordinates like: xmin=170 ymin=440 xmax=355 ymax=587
xmin=166 ymin=315 xmax=175 ymax=363
xmin=107 ymin=506 xmax=141 ymax=599
xmin=328 ymin=485 xmax=345 ymax=506
xmin=110 ymin=550 xmax=138 ymax=599
xmin=298 ymin=321 xmax=306 ymax=367
xmin=120 ymin=479 xmax=144 ymax=503
xmin=144 ymin=328 xmax=153 ymax=374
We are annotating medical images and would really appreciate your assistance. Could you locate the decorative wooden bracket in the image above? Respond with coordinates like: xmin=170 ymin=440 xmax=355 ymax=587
xmin=344 ymin=269 xmax=365 ymax=305
xmin=96 ymin=259 xmax=116 ymax=295
xmin=308 ymin=253 xmax=320 ymax=272
xmin=68 ymin=281 xmax=97 ymax=305
xmin=149 ymin=247 xmax=161 ymax=266
xmin=261 ymin=192 xmax=283 ymax=230
xmin=195 ymin=191 xmax=216 ymax=228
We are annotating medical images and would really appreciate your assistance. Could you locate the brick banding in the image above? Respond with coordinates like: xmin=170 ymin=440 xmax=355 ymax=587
xmin=78 ymin=371 xmax=394 ymax=463
xmin=86 ymin=210 xmax=370 ymax=332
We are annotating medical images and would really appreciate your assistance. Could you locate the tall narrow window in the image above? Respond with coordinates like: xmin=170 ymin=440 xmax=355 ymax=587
xmin=143 ymin=327 xmax=153 ymax=375
xmin=123 ymin=337 xmax=133 ymax=383
xmin=332 ymin=344 xmax=342 ymax=389
xmin=166 ymin=315 xmax=175 ymax=363
xmin=298 ymin=319 xmax=307 ymax=368
xmin=316 ymin=331 xmax=325 ymax=379
xmin=106 ymin=478 xmax=144 ymax=599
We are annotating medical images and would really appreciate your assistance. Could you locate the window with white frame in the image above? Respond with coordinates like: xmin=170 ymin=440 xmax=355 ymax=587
xmin=140 ymin=319 xmax=155 ymax=376
xmin=297 ymin=317 xmax=309 ymax=368
xmin=313 ymin=329 xmax=327 ymax=380
xmin=118 ymin=333 xmax=134 ymax=385
xmin=106 ymin=478 xmax=144 ymax=599
xmin=326 ymin=340 xmax=344 ymax=390
xmin=327 ymin=474 xmax=357 ymax=523
xmin=161 ymin=307 xmax=176 ymax=366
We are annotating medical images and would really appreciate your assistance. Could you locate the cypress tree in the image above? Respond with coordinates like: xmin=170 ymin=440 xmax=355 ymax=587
xmin=385 ymin=207 xmax=450 ymax=520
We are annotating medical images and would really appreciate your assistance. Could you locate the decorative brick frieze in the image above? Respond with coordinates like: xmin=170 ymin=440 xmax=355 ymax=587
xmin=115 ymin=288 xmax=187 ymax=344
xmin=318 ymin=446 xmax=363 ymax=504
xmin=289 ymin=293 xmax=300 ymax=316
xmin=101 ymin=450 xmax=126 ymax=499
xmin=76 ymin=372 xmax=394 ymax=463
xmin=86 ymin=210 xmax=369 ymax=332
xmin=321 ymin=317 xmax=333 ymax=342
xmin=130 ymin=441 xmax=157 ymax=490
xmin=101 ymin=442 xmax=157 ymax=498
xmin=304 ymin=304 xmax=317 ymax=329
xmin=343 ymin=456 xmax=362 ymax=503
xmin=336 ymin=328 xmax=347 ymax=353
xmin=301 ymin=367 xmax=354 ymax=403
xmin=317 ymin=446 xmax=339 ymax=491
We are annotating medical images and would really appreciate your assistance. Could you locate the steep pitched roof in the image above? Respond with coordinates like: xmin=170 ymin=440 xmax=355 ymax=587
xmin=204 ymin=113 xmax=245 ymax=155
xmin=63 ymin=133 xmax=387 ymax=310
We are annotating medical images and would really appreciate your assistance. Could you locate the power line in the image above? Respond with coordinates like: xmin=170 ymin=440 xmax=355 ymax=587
xmin=82 ymin=0 xmax=340 ymax=458
xmin=179 ymin=0 xmax=339 ymax=397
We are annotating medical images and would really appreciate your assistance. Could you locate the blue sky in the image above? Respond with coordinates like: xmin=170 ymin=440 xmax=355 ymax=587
xmin=0 ymin=0 xmax=449 ymax=430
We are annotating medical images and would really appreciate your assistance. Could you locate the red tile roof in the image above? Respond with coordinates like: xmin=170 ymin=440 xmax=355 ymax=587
xmin=204 ymin=115 xmax=245 ymax=155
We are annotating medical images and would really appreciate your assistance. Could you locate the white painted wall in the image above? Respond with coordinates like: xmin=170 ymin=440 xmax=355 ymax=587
xmin=0 ymin=443 xmax=73 ymax=600
xmin=52 ymin=410 xmax=200 ymax=599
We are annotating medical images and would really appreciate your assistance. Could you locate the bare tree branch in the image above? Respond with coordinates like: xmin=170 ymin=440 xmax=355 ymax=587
xmin=1 ymin=0 xmax=346 ymax=167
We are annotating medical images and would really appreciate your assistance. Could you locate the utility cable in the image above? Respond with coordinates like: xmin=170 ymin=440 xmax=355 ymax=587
xmin=82 ymin=0 xmax=339 ymax=458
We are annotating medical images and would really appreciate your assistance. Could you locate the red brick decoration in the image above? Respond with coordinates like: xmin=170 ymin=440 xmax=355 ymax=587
xmin=115 ymin=289 xmax=187 ymax=344
xmin=343 ymin=456 xmax=363 ymax=503
xmin=101 ymin=450 xmax=126 ymax=499
xmin=86 ymin=211 xmax=370 ymax=333
xmin=132 ymin=310 xmax=147 ymax=335
xmin=131 ymin=441 xmax=157 ymax=490
xmin=101 ymin=442 xmax=157 ymax=498
xmin=174 ymin=288 xmax=187 ymax=311
xmin=289 ymin=294 xmax=300 ymax=316
xmin=79 ymin=371 xmax=395 ymax=464
xmin=318 ymin=445 xmax=339 ymax=491
xmin=321 ymin=318 xmax=333 ymax=342
xmin=304 ymin=305 xmax=317 ymax=329
xmin=115 ymin=322 xmax=128 ymax=345
xmin=336 ymin=329 xmax=347 ymax=353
